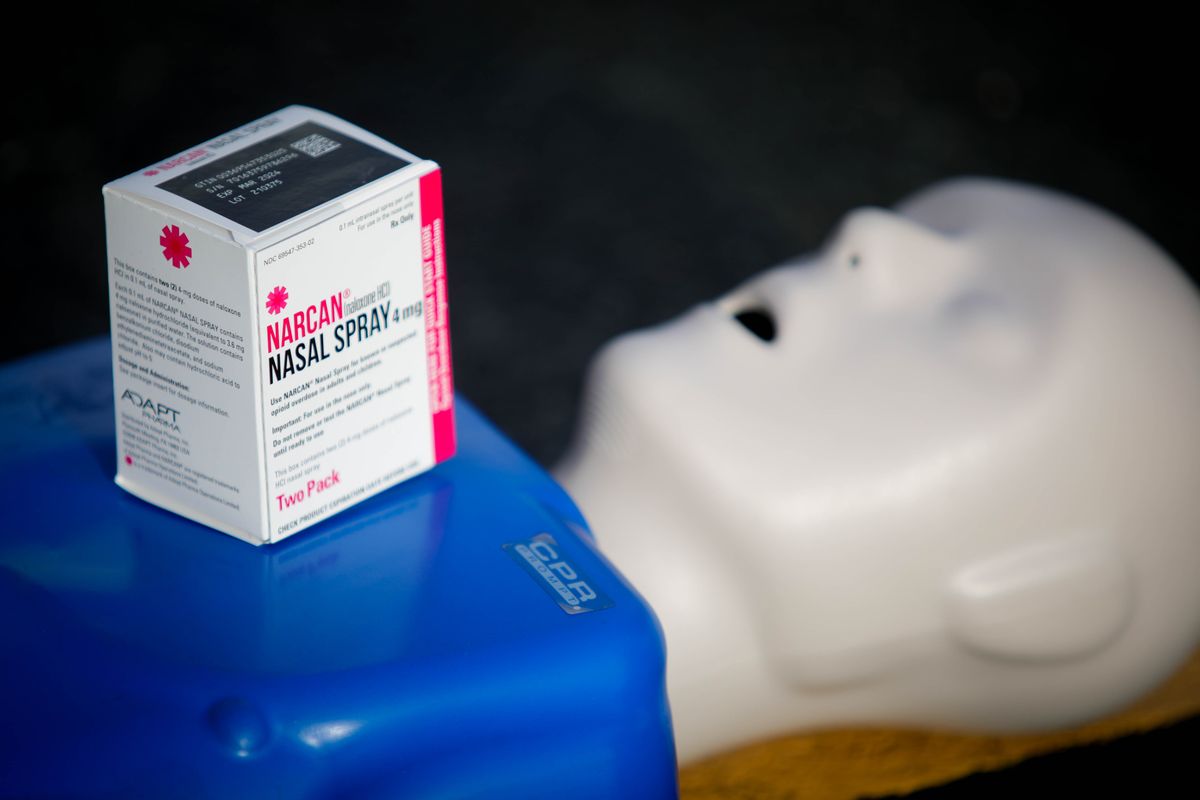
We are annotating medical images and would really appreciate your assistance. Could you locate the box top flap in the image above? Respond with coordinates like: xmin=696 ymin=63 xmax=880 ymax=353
xmin=104 ymin=106 xmax=427 ymax=246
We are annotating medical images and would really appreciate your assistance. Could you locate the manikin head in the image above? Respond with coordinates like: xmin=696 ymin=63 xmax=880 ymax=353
xmin=556 ymin=178 xmax=1200 ymax=762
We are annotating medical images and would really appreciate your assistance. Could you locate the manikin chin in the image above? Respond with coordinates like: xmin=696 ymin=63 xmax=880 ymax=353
xmin=555 ymin=178 xmax=1200 ymax=764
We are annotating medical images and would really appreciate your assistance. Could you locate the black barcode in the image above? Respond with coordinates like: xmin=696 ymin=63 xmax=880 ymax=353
xmin=290 ymin=133 xmax=342 ymax=158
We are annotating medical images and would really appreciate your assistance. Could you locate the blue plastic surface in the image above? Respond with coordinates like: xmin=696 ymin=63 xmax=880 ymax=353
xmin=0 ymin=339 xmax=677 ymax=799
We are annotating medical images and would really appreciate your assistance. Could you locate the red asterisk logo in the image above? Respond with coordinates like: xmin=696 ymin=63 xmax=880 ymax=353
xmin=160 ymin=225 xmax=192 ymax=268
xmin=266 ymin=286 xmax=289 ymax=315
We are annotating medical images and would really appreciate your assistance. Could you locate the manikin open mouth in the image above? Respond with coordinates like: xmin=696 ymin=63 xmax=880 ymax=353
xmin=719 ymin=283 xmax=780 ymax=344
xmin=731 ymin=306 xmax=777 ymax=342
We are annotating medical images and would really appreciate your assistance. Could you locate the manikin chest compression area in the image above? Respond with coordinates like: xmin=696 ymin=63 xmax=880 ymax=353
xmin=556 ymin=178 xmax=1200 ymax=763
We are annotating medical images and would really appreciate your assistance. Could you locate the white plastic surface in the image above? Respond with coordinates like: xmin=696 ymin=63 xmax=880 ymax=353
xmin=555 ymin=178 xmax=1200 ymax=763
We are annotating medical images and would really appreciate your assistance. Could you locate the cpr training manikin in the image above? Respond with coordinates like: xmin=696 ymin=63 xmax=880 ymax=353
xmin=556 ymin=178 xmax=1200 ymax=763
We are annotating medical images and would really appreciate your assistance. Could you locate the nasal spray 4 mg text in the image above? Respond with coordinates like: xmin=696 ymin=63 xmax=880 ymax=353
xmin=104 ymin=106 xmax=455 ymax=545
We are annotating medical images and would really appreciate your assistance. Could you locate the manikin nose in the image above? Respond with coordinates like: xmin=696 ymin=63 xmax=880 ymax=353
xmin=717 ymin=207 xmax=969 ymax=343
xmin=827 ymin=207 xmax=970 ymax=307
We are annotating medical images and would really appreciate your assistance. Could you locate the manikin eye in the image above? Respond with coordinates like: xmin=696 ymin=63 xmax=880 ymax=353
xmin=943 ymin=291 xmax=1034 ymax=369
xmin=733 ymin=307 xmax=777 ymax=342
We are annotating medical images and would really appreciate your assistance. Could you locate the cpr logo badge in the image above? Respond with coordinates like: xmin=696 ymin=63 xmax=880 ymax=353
xmin=504 ymin=533 xmax=614 ymax=615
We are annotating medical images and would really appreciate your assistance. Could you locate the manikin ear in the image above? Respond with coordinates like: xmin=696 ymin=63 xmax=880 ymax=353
xmin=945 ymin=536 xmax=1133 ymax=662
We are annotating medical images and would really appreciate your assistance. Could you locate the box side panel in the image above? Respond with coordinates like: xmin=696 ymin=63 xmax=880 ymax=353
xmin=106 ymin=191 xmax=264 ymax=541
xmin=255 ymin=174 xmax=445 ymax=542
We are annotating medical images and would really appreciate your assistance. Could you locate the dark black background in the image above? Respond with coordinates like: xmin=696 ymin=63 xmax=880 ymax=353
xmin=3 ymin=1 xmax=1194 ymax=795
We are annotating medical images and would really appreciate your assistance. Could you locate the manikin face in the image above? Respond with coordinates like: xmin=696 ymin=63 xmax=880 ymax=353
xmin=605 ymin=189 xmax=1063 ymax=504
xmin=561 ymin=178 xmax=1200 ymax=740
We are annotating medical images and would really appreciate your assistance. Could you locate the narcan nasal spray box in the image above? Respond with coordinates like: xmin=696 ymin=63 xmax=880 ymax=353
xmin=104 ymin=106 xmax=455 ymax=545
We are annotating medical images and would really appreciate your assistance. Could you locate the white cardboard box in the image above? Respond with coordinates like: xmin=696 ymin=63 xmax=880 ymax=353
xmin=104 ymin=106 xmax=455 ymax=545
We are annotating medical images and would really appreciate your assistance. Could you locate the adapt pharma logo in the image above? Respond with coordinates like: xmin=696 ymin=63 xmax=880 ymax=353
xmin=121 ymin=388 xmax=182 ymax=432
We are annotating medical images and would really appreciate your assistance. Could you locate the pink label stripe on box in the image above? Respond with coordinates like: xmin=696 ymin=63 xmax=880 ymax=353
xmin=419 ymin=169 xmax=456 ymax=463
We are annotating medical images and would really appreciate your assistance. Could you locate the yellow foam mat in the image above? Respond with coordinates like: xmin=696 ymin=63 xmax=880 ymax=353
xmin=679 ymin=650 xmax=1200 ymax=799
